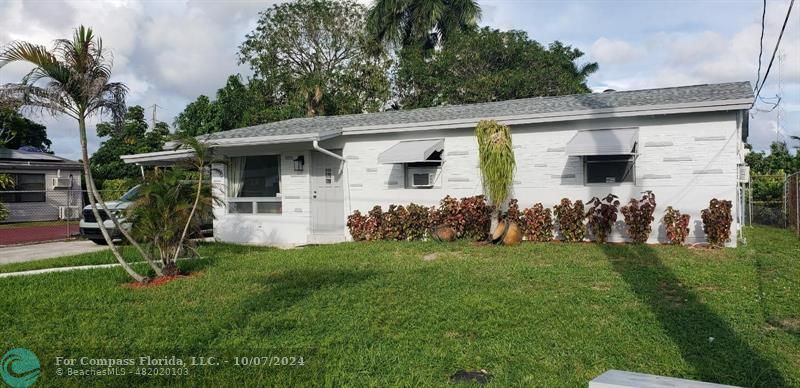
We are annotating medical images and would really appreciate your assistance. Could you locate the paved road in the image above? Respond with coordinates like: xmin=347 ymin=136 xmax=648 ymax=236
xmin=0 ymin=240 xmax=107 ymax=265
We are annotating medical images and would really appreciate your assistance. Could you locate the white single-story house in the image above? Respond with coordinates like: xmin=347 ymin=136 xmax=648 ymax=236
xmin=123 ymin=81 xmax=753 ymax=247
xmin=0 ymin=148 xmax=83 ymax=222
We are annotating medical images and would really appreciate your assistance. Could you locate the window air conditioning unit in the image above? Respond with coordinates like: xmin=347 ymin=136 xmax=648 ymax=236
xmin=407 ymin=167 xmax=437 ymax=188
xmin=59 ymin=206 xmax=81 ymax=220
xmin=52 ymin=177 xmax=72 ymax=188
xmin=738 ymin=165 xmax=750 ymax=183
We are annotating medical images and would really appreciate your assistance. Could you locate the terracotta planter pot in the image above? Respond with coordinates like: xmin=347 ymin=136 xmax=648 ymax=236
xmin=491 ymin=220 xmax=507 ymax=242
xmin=491 ymin=220 xmax=523 ymax=246
xmin=502 ymin=222 xmax=523 ymax=246
xmin=431 ymin=226 xmax=456 ymax=242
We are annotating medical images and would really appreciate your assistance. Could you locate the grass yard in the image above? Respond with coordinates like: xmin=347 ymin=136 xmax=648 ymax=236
xmin=0 ymin=226 xmax=797 ymax=387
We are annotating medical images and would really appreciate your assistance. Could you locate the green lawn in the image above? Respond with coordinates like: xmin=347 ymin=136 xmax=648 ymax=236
xmin=0 ymin=227 xmax=797 ymax=387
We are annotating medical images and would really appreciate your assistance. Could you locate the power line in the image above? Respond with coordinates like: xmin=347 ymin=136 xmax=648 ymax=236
xmin=753 ymin=0 xmax=795 ymax=104
xmin=754 ymin=0 xmax=767 ymax=92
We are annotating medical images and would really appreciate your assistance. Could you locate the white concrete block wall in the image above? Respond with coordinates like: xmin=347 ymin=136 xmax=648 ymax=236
xmin=337 ymin=111 xmax=741 ymax=246
xmin=211 ymin=148 xmax=312 ymax=246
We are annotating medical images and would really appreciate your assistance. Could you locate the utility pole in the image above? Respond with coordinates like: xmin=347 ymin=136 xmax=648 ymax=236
xmin=776 ymin=53 xmax=785 ymax=143
xmin=149 ymin=104 xmax=161 ymax=130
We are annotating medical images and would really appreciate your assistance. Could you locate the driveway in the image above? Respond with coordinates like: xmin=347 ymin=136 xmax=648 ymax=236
xmin=0 ymin=240 xmax=107 ymax=265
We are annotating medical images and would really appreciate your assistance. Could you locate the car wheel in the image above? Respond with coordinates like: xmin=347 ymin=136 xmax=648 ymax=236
xmin=90 ymin=239 xmax=108 ymax=245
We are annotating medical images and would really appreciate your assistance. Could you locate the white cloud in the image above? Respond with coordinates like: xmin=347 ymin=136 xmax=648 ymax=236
xmin=590 ymin=38 xmax=643 ymax=64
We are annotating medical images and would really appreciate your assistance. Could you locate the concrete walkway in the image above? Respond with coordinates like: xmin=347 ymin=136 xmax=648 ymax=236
xmin=0 ymin=240 xmax=108 ymax=265
xmin=0 ymin=263 xmax=123 ymax=278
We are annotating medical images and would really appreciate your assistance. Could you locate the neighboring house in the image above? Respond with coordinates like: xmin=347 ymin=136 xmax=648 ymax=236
xmin=0 ymin=148 xmax=83 ymax=222
xmin=123 ymin=82 xmax=753 ymax=247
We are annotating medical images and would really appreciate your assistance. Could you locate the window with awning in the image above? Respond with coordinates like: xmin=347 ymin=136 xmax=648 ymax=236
xmin=378 ymin=139 xmax=443 ymax=189
xmin=565 ymin=128 xmax=638 ymax=184
xmin=565 ymin=128 xmax=638 ymax=156
xmin=378 ymin=139 xmax=443 ymax=164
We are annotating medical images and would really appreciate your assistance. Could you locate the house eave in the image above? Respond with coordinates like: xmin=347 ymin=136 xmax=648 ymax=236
xmin=205 ymin=129 xmax=341 ymax=148
xmin=0 ymin=161 xmax=83 ymax=170
xmin=120 ymin=149 xmax=196 ymax=166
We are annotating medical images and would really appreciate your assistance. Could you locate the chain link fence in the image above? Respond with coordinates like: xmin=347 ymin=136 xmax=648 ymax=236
xmin=746 ymin=173 xmax=800 ymax=237
xmin=787 ymin=172 xmax=799 ymax=236
xmin=0 ymin=190 xmax=122 ymax=246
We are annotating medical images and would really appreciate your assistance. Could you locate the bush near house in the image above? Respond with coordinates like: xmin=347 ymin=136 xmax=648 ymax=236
xmin=553 ymin=198 xmax=586 ymax=242
xmin=504 ymin=198 xmax=523 ymax=225
xmin=586 ymin=194 xmax=620 ymax=243
xmin=664 ymin=206 xmax=691 ymax=245
xmin=621 ymin=191 xmax=657 ymax=244
xmin=521 ymin=203 xmax=553 ymax=242
xmin=382 ymin=204 xmax=410 ymax=241
xmin=348 ymin=193 xmax=735 ymax=246
xmin=364 ymin=205 xmax=384 ymax=241
xmin=701 ymin=198 xmax=733 ymax=247
xmin=346 ymin=210 xmax=368 ymax=241
xmin=456 ymin=195 xmax=494 ymax=241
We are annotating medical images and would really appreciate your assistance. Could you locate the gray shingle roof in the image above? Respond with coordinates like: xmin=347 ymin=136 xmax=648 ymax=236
xmin=206 ymin=81 xmax=753 ymax=141
xmin=0 ymin=148 xmax=77 ymax=163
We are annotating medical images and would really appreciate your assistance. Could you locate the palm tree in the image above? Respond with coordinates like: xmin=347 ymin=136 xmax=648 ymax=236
xmin=367 ymin=0 xmax=481 ymax=49
xmin=0 ymin=26 xmax=156 ymax=282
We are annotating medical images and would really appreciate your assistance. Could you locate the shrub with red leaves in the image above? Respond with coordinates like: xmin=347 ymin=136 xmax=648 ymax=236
xmin=521 ymin=203 xmax=553 ymax=242
xmin=663 ymin=206 xmax=690 ymax=245
xmin=620 ymin=191 xmax=657 ymax=243
xmin=701 ymin=198 xmax=733 ymax=247
xmin=346 ymin=210 xmax=367 ymax=241
xmin=586 ymin=194 xmax=620 ymax=243
xmin=553 ymin=198 xmax=586 ymax=242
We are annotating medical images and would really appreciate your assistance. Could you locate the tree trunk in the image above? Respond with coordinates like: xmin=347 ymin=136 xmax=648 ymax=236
xmin=172 ymin=169 xmax=204 ymax=264
xmin=490 ymin=209 xmax=500 ymax=235
xmin=78 ymin=116 xmax=147 ymax=283
xmin=85 ymin=167 xmax=163 ymax=276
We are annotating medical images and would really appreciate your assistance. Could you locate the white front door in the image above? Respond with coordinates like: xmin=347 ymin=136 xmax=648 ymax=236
xmin=310 ymin=151 xmax=345 ymax=242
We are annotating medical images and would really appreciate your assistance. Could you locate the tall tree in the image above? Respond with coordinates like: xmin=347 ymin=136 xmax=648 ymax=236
xmin=174 ymin=95 xmax=220 ymax=136
xmin=367 ymin=0 xmax=481 ymax=49
xmin=397 ymin=28 xmax=599 ymax=109
xmin=238 ymin=0 xmax=391 ymax=117
xmin=0 ymin=106 xmax=51 ymax=151
xmin=91 ymin=105 xmax=169 ymax=187
xmin=0 ymin=26 xmax=155 ymax=282
xmin=174 ymin=75 xmax=297 ymax=136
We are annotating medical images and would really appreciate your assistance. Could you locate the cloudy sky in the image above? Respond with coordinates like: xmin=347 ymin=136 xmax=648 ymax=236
xmin=1 ymin=0 xmax=797 ymax=160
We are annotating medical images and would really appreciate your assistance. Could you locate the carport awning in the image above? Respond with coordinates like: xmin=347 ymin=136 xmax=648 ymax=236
xmin=565 ymin=128 xmax=638 ymax=156
xmin=378 ymin=139 xmax=444 ymax=164
xmin=120 ymin=149 xmax=195 ymax=166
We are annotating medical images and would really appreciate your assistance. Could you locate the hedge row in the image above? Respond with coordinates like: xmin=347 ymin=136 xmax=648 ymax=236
xmin=346 ymin=194 xmax=733 ymax=247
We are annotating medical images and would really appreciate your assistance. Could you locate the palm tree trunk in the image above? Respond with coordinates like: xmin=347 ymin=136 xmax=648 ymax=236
xmin=84 ymin=165 xmax=163 ymax=276
xmin=78 ymin=116 xmax=147 ymax=282
xmin=172 ymin=170 xmax=204 ymax=264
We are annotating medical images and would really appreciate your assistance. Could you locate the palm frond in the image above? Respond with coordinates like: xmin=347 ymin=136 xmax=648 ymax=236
xmin=0 ymin=83 xmax=76 ymax=119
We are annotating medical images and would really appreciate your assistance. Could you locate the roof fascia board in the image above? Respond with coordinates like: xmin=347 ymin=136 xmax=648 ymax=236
xmin=0 ymin=162 xmax=83 ymax=170
xmin=120 ymin=149 xmax=195 ymax=164
xmin=207 ymin=133 xmax=323 ymax=147
xmin=341 ymin=101 xmax=752 ymax=135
